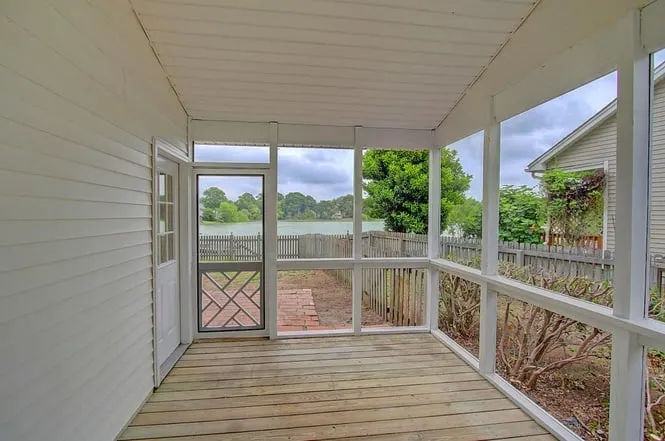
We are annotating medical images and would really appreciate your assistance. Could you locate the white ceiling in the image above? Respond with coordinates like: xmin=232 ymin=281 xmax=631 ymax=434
xmin=132 ymin=0 xmax=537 ymax=129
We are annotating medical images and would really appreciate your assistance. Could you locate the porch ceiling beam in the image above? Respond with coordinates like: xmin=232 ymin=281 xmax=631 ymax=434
xmin=190 ymin=120 xmax=433 ymax=149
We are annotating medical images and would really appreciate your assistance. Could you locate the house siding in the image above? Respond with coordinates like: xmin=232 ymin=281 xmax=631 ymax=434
xmin=545 ymin=79 xmax=665 ymax=255
xmin=0 ymin=1 xmax=187 ymax=441
xmin=652 ymin=76 xmax=665 ymax=256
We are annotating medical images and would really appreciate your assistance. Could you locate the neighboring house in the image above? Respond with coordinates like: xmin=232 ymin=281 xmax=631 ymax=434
xmin=526 ymin=63 xmax=665 ymax=254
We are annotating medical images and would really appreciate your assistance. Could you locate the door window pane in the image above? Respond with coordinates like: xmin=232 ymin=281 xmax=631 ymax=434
xmin=159 ymin=173 xmax=166 ymax=200
xmin=159 ymin=203 xmax=167 ymax=233
xmin=158 ymin=234 xmax=167 ymax=265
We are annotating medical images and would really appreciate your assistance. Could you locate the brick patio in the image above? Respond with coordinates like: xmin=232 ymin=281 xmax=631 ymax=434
xmin=277 ymin=288 xmax=323 ymax=331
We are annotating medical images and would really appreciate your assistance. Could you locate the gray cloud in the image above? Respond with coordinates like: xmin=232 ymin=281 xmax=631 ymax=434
xmin=195 ymin=145 xmax=270 ymax=163
xmin=278 ymin=148 xmax=353 ymax=200
xmin=451 ymin=71 xmax=619 ymax=199
xmin=194 ymin=146 xmax=353 ymax=201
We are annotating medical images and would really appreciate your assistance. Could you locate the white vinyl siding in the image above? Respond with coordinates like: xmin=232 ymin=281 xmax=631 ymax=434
xmin=0 ymin=1 xmax=187 ymax=441
xmin=545 ymin=79 xmax=665 ymax=255
xmin=651 ymin=78 xmax=665 ymax=255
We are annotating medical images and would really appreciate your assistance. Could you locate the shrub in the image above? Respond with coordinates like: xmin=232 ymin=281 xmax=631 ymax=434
xmin=497 ymin=263 xmax=613 ymax=389
xmin=438 ymin=261 xmax=481 ymax=340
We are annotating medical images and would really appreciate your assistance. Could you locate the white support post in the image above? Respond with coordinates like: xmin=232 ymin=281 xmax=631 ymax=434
xmin=353 ymin=127 xmax=363 ymax=334
xmin=609 ymin=10 xmax=652 ymax=441
xmin=427 ymin=144 xmax=441 ymax=330
xmin=179 ymin=162 xmax=194 ymax=345
xmin=266 ymin=122 xmax=279 ymax=339
xmin=479 ymin=98 xmax=500 ymax=375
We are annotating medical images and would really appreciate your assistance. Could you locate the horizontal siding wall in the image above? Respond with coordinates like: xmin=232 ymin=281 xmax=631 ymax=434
xmin=0 ymin=1 xmax=187 ymax=441
xmin=652 ymin=80 xmax=665 ymax=255
xmin=546 ymin=80 xmax=665 ymax=255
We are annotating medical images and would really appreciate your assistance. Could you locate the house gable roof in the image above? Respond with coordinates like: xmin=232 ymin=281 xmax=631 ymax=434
xmin=526 ymin=63 xmax=665 ymax=173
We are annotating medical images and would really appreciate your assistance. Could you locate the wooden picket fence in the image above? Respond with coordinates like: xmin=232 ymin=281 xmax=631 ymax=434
xmin=198 ymin=231 xmax=665 ymax=326
xmin=198 ymin=232 xmax=425 ymax=326
xmin=439 ymin=236 xmax=617 ymax=282
xmin=360 ymin=267 xmax=426 ymax=326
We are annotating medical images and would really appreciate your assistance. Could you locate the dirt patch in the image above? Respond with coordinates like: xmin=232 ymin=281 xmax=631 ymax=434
xmin=277 ymin=270 xmax=388 ymax=328
xmin=503 ymin=354 xmax=611 ymax=440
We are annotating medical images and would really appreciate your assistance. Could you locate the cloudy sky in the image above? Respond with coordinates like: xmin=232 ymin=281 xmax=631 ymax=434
xmin=196 ymin=146 xmax=353 ymax=201
xmin=198 ymin=51 xmax=664 ymax=202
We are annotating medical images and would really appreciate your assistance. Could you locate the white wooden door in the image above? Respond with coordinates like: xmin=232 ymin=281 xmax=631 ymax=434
xmin=156 ymin=158 xmax=180 ymax=366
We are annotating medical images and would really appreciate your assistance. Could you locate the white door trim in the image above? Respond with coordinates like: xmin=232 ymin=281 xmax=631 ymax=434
xmin=151 ymin=138 xmax=192 ymax=387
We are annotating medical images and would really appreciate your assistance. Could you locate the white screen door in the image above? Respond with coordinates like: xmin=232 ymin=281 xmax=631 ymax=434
xmin=156 ymin=157 xmax=180 ymax=366
xmin=197 ymin=173 xmax=265 ymax=332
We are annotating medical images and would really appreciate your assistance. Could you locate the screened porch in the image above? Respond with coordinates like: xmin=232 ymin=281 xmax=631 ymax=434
xmin=2 ymin=1 xmax=665 ymax=441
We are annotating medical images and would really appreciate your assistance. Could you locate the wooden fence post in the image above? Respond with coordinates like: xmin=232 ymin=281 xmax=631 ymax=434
xmin=515 ymin=249 xmax=525 ymax=267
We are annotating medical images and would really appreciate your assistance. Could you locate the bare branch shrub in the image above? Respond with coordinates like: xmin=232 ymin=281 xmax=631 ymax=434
xmin=647 ymin=353 xmax=665 ymax=440
xmin=438 ymin=260 xmax=481 ymax=340
xmin=497 ymin=263 xmax=613 ymax=390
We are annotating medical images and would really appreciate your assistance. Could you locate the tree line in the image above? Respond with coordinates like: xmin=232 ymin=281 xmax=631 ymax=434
xmin=199 ymin=187 xmax=356 ymax=223
xmin=198 ymin=148 xmax=600 ymax=244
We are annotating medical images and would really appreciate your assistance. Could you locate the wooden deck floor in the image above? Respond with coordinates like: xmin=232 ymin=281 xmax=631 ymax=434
xmin=120 ymin=334 xmax=556 ymax=441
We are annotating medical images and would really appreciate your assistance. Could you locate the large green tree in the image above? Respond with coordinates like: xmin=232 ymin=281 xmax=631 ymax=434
xmin=217 ymin=201 xmax=248 ymax=223
xmin=448 ymin=197 xmax=482 ymax=238
xmin=282 ymin=192 xmax=317 ymax=219
xmin=200 ymin=187 xmax=228 ymax=210
xmin=235 ymin=192 xmax=261 ymax=221
xmin=316 ymin=199 xmax=336 ymax=219
xmin=499 ymin=185 xmax=545 ymax=243
xmin=201 ymin=207 xmax=216 ymax=222
xmin=363 ymin=149 xmax=470 ymax=233
xmin=334 ymin=194 xmax=354 ymax=219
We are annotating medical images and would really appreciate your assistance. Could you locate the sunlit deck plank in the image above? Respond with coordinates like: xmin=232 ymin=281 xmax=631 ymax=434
xmin=120 ymin=334 xmax=556 ymax=441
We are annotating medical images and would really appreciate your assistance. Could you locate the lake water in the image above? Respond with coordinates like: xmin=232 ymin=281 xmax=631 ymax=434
xmin=200 ymin=220 xmax=385 ymax=235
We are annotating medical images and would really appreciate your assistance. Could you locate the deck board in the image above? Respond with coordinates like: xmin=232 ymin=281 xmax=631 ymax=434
xmin=120 ymin=334 xmax=556 ymax=441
